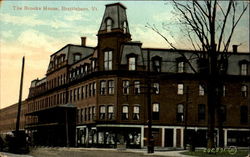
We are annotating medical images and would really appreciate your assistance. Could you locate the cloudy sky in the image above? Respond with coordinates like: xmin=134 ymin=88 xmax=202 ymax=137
xmin=0 ymin=1 xmax=249 ymax=109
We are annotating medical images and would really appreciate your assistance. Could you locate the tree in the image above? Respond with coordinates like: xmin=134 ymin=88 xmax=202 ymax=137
xmin=146 ymin=0 xmax=248 ymax=149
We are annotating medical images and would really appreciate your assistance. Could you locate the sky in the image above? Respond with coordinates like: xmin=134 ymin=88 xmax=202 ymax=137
xmin=0 ymin=1 xmax=249 ymax=109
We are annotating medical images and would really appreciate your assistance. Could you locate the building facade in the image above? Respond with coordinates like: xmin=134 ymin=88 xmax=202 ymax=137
xmin=1 ymin=3 xmax=249 ymax=148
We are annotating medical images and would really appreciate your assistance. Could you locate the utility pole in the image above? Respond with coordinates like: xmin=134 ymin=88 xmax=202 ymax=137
xmin=16 ymin=56 xmax=25 ymax=133
xmin=146 ymin=50 xmax=154 ymax=153
xmin=184 ymin=86 xmax=189 ymax=150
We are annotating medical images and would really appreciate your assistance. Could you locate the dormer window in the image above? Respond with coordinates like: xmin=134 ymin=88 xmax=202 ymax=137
xmin=127 ymin=53 xmax=137 ymax=71
xmin=152 ymin=56 xmax=162 ymax=72
xmin=73 ymin=53 xmax=81 ymax=62
xmin=239 ymin=60 xmax=248 ymax=76
xmin=123 ymin=21 xmax=127 ymax=33
xmin=106 ymin=18 xmax=112 ymax=32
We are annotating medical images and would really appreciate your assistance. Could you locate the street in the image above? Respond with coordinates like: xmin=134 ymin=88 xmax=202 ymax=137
xmin=1 ymin=147 xmax=191 ymax=157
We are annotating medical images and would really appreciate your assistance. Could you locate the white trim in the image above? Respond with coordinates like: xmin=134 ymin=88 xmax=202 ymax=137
xmin=180 ymin=128 xmax=184 ymax=148
xmin=173 ymin=128 xmax=177 ymax=147
xmin=96 ymin=124 xmax=143 ymax=128
xmin=141 ymin=126 xmax=144 ymax=148
xmin=224 ymin=129 xmax=228 ymax=147
xmin=161 ymin=128 xmax=165 ymax=147
xmin=223 ymin=128 xmax=250 ymax=131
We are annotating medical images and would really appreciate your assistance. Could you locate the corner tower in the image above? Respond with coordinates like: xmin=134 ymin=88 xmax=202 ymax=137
xmin=97 ymin=3 xmax=132 ymax=71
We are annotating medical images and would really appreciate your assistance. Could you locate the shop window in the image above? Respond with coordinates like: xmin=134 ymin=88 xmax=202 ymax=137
xmin=104 ymin=51 xmax=112 ymax=70
xmin=152 ymin=103 xmax=160 ymax=120
xmin=241 ymin=85 xmax=248 ymax=97
xmin=134 ymin=81 xmax=140 ymax=95
xmin=108 ymin=105 xmax=114 ymax=120
xmin=100 ymin=81 xmax=106 ymax=95
xmin=108 ymin=80 xmax=114 ymax=94
xmin=133 ymin=106 xmax=140 ymax=120
xmin=240 ymin=106 xmax=248 ymax=124
xmin=177 ymin=83 xmax=184 ymax=95
xmin=99 ymin=106 xmax=106 ymax=120
xmin=122 ymin=105 xmax=129 ymax=120
xmin=177 ymin=104 xmax=184 ymax=122
xmin=198 ymin=104 xmax=205 ymax=121
xmin=123 ymin=80 xmax=129 ymax=95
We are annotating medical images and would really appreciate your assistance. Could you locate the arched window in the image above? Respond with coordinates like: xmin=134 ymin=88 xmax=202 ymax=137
xmin=106 ymin=18 xmax=112 ymax=32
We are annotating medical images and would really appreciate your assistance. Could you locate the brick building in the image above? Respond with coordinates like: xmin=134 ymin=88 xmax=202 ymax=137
xmin=1 ymin=3 xmax=249 ymax=148
xmin=0 ymin=101 xmax=27 ymax=135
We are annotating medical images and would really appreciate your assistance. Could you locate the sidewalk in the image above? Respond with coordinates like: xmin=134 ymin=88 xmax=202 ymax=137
xmin=53 ymin=147 xmax=193 ymax=157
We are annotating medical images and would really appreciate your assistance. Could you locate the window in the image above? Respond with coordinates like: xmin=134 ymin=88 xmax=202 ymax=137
xmin=108 ymin=106 xmax=114 ymax=120
xmin=85 ymin=85 xmax=88 ymax=98
xmin=128 ymin=57 xmax=136 ymax=71
xmin=177 ymin=84 xmax=184 ymax=95
xmin=123 ymin=80 xmax=129 ymax=95
xmin=92 ymin=106 xmax=96 ymax=120
xmin=74 ymin=53 xmax=81 ymax=62
xmin=241 ymin=85 xmax=248 ymax=97
xmin=69 ymin=90 xmax=72 ymax=102
xmin=104 ymin=51 xmax=112 ymax=70
xmin=219 ymin=105 xmax=226 ymax=122
xmin=177 ymin=61 xmax=185 ymax=73
xmin=152 ymin=103 xmax=160 ymax=120
xmin=100 ymin=106 xmax=106 ymax=120
xmin=122 ymin=105 xmax=129 ymax=120
xmin=152 ymin=56 xmax=162 ymax=72
xmin=222 ymin=85 xmax=226 ymax=96
xmin=240 ymin=106 xmax=248 ymax=124
xmin=88 ymin=107 xmax=92 ymax=120
xmin=199 ymin=84 xmax=205 ymax=96
xmin=153 ymin=83 xmax=160 ymax=94
xmin=198 ymin=104 xmax=205 ymax=121
xmin=81 ymin=86 xmax=85 ymax=99
xmin=108 ymin=80 xmax=114 ymax=94
xmin=91 ymin=60 xmax=96 ymax=71
xmin=77 ymin=87 xmax=81 ymax=100
xmin=89 ymin=83 xmax=92 ymax=97
xmin=106 ymin=18 xmax=112 ymax=32
xmin=177 ymin=104 xmax=184 ymax=122
xmin=134 ymin=81 xmax=140 ymax=95
xmin=133 ymin=106 xmax=140 ymax=120
xmin=100 ymin=81 xmax=106 ymax=95
xmin=240 ymin=63 xmax=247 ymax=75
xmin=123 ymin=21 xmax=127 ymax=33
xmin=74 ymin=89 xmax=77 ymax=101
xmin=93 ymin=82 xmax=96 ymax=96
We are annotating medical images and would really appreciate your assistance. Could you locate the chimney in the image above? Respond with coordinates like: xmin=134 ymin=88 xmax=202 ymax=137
xmin=81 ymin=37 xmax=86 ymax=46
xmin=232 ymin=45 xmax=238 ymax=53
